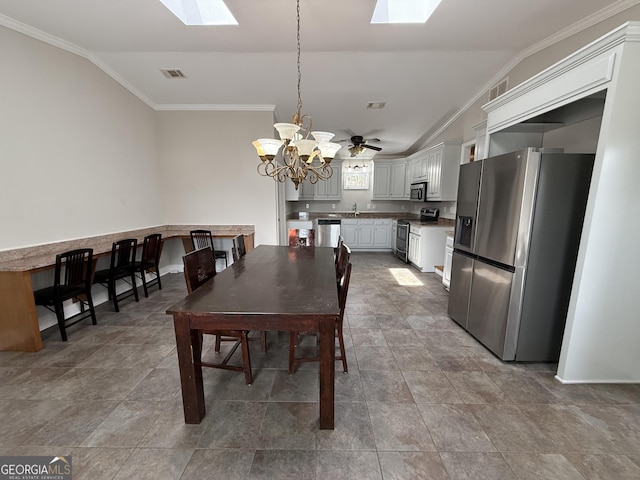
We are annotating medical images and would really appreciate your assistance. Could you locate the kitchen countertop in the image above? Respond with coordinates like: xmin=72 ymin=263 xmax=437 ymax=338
xmin=287 ymin=212 xmax=454 ymax=227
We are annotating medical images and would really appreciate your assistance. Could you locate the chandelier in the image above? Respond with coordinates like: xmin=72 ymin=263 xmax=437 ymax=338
xmin=252 ymin=0 xmax=342 ymax=190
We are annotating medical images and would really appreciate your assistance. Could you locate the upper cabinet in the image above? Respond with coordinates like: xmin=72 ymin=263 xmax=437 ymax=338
xmin=424 ymin=142 xmax=461 ymax=201
xmin=285 ymin=163 xmax=341 ymax=200
xmin=315 ymin=163 xmax=341 ymax=200
xmin=372 ymin=160 xmax=406 ymax=200
xmin=410 ymin=150 xmax=429 ymax=183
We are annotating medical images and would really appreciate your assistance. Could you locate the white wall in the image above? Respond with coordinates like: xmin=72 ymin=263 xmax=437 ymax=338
xmin=0 ymin=26 xmax=279 ymax=255
xmin=156 ymin=110 xmax=279 ymax=248
xmin=0 ymin=26 xmax=163 ymax=250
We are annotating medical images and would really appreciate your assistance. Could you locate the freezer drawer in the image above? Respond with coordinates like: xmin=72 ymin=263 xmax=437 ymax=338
xmin=467 ymin=260 xmax=515 ymax=360
xmin=447 ymin=251 xmax=474 ymax=329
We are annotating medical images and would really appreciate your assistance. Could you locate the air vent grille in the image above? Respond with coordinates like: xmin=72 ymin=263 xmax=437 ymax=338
xmin=160 ymin=69 xmax=186 ymax=79
xmin=489 ymin=78 xmax=508 ymax=101
xmin=367 ymin=102 xmax=386 ymax=109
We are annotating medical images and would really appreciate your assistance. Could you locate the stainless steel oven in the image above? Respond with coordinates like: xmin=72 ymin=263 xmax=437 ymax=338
xmin=395 ymin=220 xmax=410 ymax=262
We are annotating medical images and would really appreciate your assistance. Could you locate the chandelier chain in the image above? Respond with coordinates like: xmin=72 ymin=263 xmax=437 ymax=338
xmin=252 ymin=0 xmax=341 ymax=190
xmin=296 ymin=0 xmax=302 ymax=120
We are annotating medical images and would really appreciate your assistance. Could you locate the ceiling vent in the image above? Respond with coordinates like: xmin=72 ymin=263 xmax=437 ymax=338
xmin=489 ymin=78 xmax=508 ymax=101
xmin=160 ymin=69 xmax=187 ymax=79
xmin=367 ymin=102 xmax=386 ymax=109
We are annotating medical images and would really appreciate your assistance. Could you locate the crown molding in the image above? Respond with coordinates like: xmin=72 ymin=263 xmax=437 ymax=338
xmin=419 ymin=0 xmax=640 ymax=148
xmin=0 ymin=13 xmax=87 ymax=58
xmin=87 ymin=54 xmax=156 ymax=109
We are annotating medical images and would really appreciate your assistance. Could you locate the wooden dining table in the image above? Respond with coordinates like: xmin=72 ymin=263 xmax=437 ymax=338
xmin=166 ymin=244 xmax=341 ymax=430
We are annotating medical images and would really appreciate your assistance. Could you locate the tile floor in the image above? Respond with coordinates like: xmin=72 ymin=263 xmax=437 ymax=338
xmin=1 ymin=252 xmax=639 ymax=479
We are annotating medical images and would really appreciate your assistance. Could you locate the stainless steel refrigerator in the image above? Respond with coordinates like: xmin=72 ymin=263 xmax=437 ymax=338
xmin=448 ymin=148 xmax=594 ymax=361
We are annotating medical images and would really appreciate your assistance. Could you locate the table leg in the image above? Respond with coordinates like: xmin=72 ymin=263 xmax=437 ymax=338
xmin=173 ymin=315 xmax=205 ymax=423
xmin=318 ymin=316 xmax=335 ymax=429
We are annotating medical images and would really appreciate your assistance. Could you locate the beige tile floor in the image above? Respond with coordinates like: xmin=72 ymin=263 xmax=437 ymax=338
xmin=1 ymin=252 xmax=639 ymax=479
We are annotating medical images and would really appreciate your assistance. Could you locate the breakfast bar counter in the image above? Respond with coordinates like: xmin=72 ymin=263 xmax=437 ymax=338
xmin=0 ymin=224 xmax=254 ymax=352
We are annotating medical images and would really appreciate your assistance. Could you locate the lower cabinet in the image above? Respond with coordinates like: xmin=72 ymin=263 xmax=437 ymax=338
xmin=443 ymin=232 xmax=454 ymax=290
xmin=408 ymin=231 xmax=422 ymax=268
xmin=342 ymin=218 xmax=392 ymax=250
xmin=408 ymin=225 xmax=450 ymax=273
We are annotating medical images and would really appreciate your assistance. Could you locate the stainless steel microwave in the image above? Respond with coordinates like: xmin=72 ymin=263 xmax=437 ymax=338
xmin=409 ymin=182 xmax=428 ymax=202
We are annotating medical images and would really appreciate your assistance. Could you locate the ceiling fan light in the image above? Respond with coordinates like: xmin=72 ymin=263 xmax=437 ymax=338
xmin=274 ymin=123 xmax=301 ymax=141
xmin=311 ymin=131 xmax=335 ymax=144
xmin=349 ymin=145 xmax=365 ymax=157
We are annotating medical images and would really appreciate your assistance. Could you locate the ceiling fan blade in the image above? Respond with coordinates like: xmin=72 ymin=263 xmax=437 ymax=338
xmin=362 ymin=144 xmax=382 ymax=151
xmin=343 ymin=129 xmax=358 ymax=138
xmin=362 ymin=129 xmax=383 ymax=139
xmin=365 ymin=138 xmax=381 ymax=143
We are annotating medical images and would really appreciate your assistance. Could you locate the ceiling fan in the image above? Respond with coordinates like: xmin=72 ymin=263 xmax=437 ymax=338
xmin=336 ymin=130 xmax=382 ymax=157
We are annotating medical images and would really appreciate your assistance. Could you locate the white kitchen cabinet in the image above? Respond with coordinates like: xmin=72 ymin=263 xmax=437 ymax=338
xmin=342 ymin=218 xmax=392 ymax=251
xmin=407 ymin=224 xmax=450 ymax=273
xmin=443 ymin=231 xmax=454 ymax=290
xmin=372 ymin=162 xmax=391 ymax=198
xmin=292 ymin=164 xmax=342 ymax=200
xmin=404 ymin=158 xmax=416 ymax=199
xmin=374 ymin=219 xmax=392 ymax=248
xmin=410 ymin=150 xmax=429 ymax=183
xmin=390 ymin=163 xmax=406 ymax=198
xmin=408 ymin=231 xmax=421 ymax=267
xmin=357 ymin=219 xmax=375 ymax=247
xmin=424 ymin=142 xmax=461 ymax=201
xmin=373 ymin=160 xmax=406 ymax=200
xmin=299 ymin=178 xmax=315 ymax=200
xmin=392 ymin=220 xmax=398 ymax=252
xmin=314 ymin=164 xmax=341 ymax=200
xmin=341 ymin=219 xmax=358 ymax=246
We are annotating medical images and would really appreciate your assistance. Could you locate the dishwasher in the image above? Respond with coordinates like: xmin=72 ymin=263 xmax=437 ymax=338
xmin=315 ymin=218 xmax=341 ymax=247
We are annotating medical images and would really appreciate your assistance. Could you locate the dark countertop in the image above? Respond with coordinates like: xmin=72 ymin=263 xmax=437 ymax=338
xmin=287 ymin=211 xmax=418 ymax=221
xmin=286 ymin=212 xmax=454 ymax=227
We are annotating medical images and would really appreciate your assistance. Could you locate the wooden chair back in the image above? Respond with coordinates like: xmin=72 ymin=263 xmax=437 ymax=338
xmin=232 ymin=234 xmax=247 ymax=262
xmin=336 ymin=243 xmax=351 ymax=282
xmin=141 ymin=233 xmax=162 ymax=265
xmin=109 ymin=238 xmax=137 ymax=273
xmin=338 ymin=262 xmax=353 ymax=318
xmin=183 ymin=246 xmax=216 ymax=294
xmin=56 ymin=248 xmax=94 ymax=292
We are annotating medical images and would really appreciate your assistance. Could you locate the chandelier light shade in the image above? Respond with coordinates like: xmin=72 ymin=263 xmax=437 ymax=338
xmin=252 ymin=0 xmax=341 ymax=190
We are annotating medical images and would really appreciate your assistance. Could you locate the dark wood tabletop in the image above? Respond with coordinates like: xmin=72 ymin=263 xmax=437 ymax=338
xmin=167 ymin=244 xmax=340 ymax=429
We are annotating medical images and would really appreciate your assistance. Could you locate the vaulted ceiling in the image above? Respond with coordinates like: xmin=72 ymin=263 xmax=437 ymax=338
xmin=0 ymin=0 xmax=633 ymax=157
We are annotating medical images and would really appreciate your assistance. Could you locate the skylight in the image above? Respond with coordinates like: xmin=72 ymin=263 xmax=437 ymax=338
xmin=159 ymin=0 xmax=237 ymax=25
xmin=371 ymin=0 xmax=442 ymax=24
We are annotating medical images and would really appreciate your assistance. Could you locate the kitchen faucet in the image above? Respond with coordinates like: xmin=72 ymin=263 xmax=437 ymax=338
xmin=352 ymin=203 xmax=359 ymax=217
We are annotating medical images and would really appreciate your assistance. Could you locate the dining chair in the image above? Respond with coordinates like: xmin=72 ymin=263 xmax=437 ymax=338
xmin=182 ymin=246 xmax=254 ymax=385
xmin=335 ymin=242 xmax=351 ymax=283
xmin=190 ymin=229 xmax=228 ymax=270
xmin=133 ymin=233 xmax=163 ymax=297
xmin=288 ymin=228 xmax=315 ymax=247
xmin=334 ymin=235 xmax=344 ymax=265
xmin=33 ymin=248 xmax=97 ymax=341
xmin=93 ymin=239 xmax=139 ymax=312
xmin=231 ymin=234 xmax=247 ymax=262
xmin=288 ymin=262 xmax=352 ymax=374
